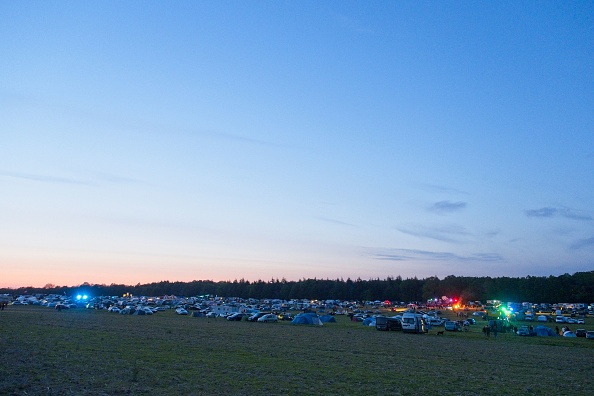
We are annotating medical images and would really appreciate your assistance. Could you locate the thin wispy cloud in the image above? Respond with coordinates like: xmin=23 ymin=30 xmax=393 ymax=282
xmin=1 ymin=169 xmax=142 ymax=187
xmin=87 ymin=171 xmax=142 ymax=185
xmin=484 ymin=230 xmax=500 ymax=238
xmin=525 ymin=207 xmax=592 ymax=221
xmin=525 ymin=207 xmax=556 ymax=218
xmin=371 ymin=248 xmax=504 ymax=262
xmin=198 ymin=128 xmax=288 ymax=148
xmin=413 ymin=182 xmax=469 ymax=195
xmin=429 ymin=200 xmax=467 ymax=214
xmin=316 ymin=216 xmax=356 ymax=227
xmin=397 ymin=224 xmax=471 ymax=243
xmin=0 ymin=170 xmax=90 ymax=185
xmin=11 ymin=93 xmax=287 ymax=149
xmin=570 ymin=237 xmax=594 ymax=250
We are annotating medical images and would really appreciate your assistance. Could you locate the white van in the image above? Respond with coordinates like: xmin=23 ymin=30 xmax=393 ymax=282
xmin=401 ymin=312 xmax=427 ymax=333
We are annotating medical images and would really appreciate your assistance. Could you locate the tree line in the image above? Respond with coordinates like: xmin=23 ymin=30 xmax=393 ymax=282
xmin=2 ymin=271 xmax=593 ymax=303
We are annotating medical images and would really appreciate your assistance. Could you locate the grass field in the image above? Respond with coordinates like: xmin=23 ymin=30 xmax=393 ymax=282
xmin=1 ymin=306 xmax=593 ymax=395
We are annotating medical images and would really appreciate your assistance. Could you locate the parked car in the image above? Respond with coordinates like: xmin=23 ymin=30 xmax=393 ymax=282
xmin=444 ymin=321 xmax=461 ymax=331
xmin=248 ymin=312 xmax=270 ymax=322
xmin=517 ymin=325 xmax=531 ymax=336
xmin=375 ymin=316 xmax=403 ymax=331
xmin=175 ymin=307 xmax=188 ymax=315
xmin=577 ymin=318 xmax=585 ymax=324
xmin=428 ymin=318 xmax=444 ymax=326
xmin=575 ymin=329 xmax=586 ymax=338
xmin=226 ymin=313 xmax=245 ymax=321
xmin=586 ymin=331 xmax=594 ymax=340
xmin=555 ymin=316 xmax=566 ymax=323
xmin=257 ymin=314 xmax=278 ymax=323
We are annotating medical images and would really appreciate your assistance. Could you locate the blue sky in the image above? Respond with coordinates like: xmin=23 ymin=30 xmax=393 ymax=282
xmin=1 ymin=1 xmax=593 ymax=288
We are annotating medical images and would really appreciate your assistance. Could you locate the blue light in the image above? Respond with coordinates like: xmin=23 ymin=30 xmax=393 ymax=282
xmin=83 ymin=295 xmax=88 ymax=300
xmin=76 ymin=295 xmax=82 ymax=300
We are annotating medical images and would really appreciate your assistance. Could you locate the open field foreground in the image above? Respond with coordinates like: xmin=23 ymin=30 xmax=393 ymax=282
xmin=1 ymin=306 xmax=593 ymax=396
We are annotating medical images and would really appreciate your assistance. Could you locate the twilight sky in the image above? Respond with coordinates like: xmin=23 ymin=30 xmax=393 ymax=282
xmin=1 ymin=1 xmax=593 ymax=288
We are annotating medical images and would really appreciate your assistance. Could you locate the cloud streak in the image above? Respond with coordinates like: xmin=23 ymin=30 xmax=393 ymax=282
xmin=413 ymin=182 xmax=469 ymax=195
xmin=1 ymin=169 xmax=142 ymax=187
xmin=0 ymin=170 xmax=90 ymax=185
xmin=371 ymin=248 xmax=504 ymax=262
xmin=316 ymin=216 xmax=357 ymax=227
xmin=397 ymin=224 xmax=471 ymax=243
xmin=429 ymin=200 xmax=467 ymax=214
xmin=570 ymin=237 xmax=594 ymax=250
xmin=525 ymin=207 xmax=592 ymax=221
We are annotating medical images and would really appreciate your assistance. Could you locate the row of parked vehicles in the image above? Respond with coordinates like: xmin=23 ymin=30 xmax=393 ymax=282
xmin=374 ymin=312 xmax=474 ymax=333
xmin=231 ymin=311 xmax=295 ymax=322
xmin=174 ymin=309 xmax=295 ymax=322
xmin=555 ymin=316 xmax=585 ymax=324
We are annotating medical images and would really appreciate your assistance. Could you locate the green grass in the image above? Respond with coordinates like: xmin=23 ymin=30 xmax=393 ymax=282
xmin=1 ymin=306 xmax=593 ymax=395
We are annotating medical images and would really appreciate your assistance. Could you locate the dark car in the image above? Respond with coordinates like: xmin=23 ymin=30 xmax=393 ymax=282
xmin=375 ymin=316 xmax=402 ymax=331
xmin=247 ymin=312 xmax=270 ymax=322
xmin=226 ymin=313 xmax=245 ymax=321
xmin=575 ymin=329 xmax=586 ymax=338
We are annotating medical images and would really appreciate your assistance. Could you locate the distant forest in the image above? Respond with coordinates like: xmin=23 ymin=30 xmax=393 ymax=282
xmin=3 ymin=271 xmax=593 ymax=303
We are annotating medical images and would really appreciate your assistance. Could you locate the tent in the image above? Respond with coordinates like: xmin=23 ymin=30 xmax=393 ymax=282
xmin=534 ymin=325 xmax=557 ymax=337
xmin=292 ymin=313 xmax=323 ymax=325
xmin=362 ymin=317 xmax=376 ymax=327
xmin=319 ymin=315 xmax=337 ymax=323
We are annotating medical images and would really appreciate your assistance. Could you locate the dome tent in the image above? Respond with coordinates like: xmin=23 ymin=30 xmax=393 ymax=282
xmin=292 ymin=313 xmax=323 ymax=325
xmin=534 ymin=325 xmax=557 ymax=336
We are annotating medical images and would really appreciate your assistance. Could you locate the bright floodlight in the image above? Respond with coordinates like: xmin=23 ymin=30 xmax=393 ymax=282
xmin=83 ymin=295 xmax=88 ymax=300
xmin=76 ymin=295 xmax=82 ymax=300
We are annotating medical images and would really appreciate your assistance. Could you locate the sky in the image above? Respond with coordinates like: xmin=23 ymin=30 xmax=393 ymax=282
xmin=1 ymin=1 xmax=593 ymax=288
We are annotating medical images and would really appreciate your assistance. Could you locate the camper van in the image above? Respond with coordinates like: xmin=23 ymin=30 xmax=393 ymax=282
xmin=401 ymin=312 xmax=427 ymax=334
